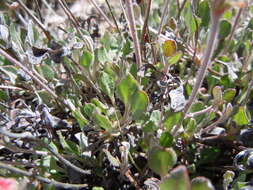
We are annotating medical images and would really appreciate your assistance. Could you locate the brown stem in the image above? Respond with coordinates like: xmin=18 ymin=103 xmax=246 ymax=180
xmin=58 ymin=0 xmax=80 ymax=28
xmin=0 ymin=48 xmax=58 ymax=99
xmin=125 ymin=0 xmax=142 ymax=70
xmin=156 ymin=0 xmax=170 ymax=39
xmin=185 ymin=105 xmax=213 ymax=118
xmin=223 ymin=7 xmax=244 ymax=54
xmin=17 ymin=0 xmax=51 ymax=41
xmin=88 ymin=0 xmax=115 ymax=28
xmin=0 ymin=128 xmax=91 ymax=176
xmin=183 ymin=13 xmax=221 ymax=116
xmin=0 ymin=162 xmax=88 ymax=189
xmin=105 ymin=0 xmax=121 ymax=34
xmin=140 ymin=0 xmax=152 ymax=53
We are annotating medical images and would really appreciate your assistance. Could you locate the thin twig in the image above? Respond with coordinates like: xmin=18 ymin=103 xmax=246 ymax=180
xmin=125 ymin=0 xmax=142 ymax=70
xmin=43 ymin=142 xmax=91 ymax=175
xmin=0 ymin=48 xmax=58 ymax=99
xmin=177 ymin=0 xmax=187 ymax=19
xmin=2 ymin=143 xmax=48 ymax=156
xmin=171 ymin=2 xmax=226 ymax=136
xmin=105 ymin=0 xmax=121 ymax=34
xmin=0 ymin=85 xmax=23 ymax=91
xmin=140 ymin=0 xmax=152 ymax=55
xmin=125 ymin=169 xmax=142 ymax=190
xmin=183 ymin=11 xmax=222 ymax=116
xmin=0 ymin=128 xmax=91 ymax=176
xmin=41 ymin=0 xmax=58 ymax=16
xmin=1 ymin=160 xmax=36 ymax=168
xmin=0 ymin=128 xmax=37 ymax=140
xmin=16 ymin=0 xmax=51 ymax=41
xmin=88 ymin=0 xmax=115 ymax=28
xmin=185 ymin=105 xmax=213 ymax=118
xmin=57 ymin=0 xmax=93 ymax=51
xmin=0 ymin=162 xmax=88 ymax=189
xmin=34 ymin=0 xmax=43 ymax=22
xmin=223 ymin=7 xmax=244 ymax=54
xmin=156 ymin=0 xmax=170 ymax=39
xmin=241 ymin=75 xmax=253 ymax=106
xmin=58 ymin=0 xmax=80 ymax=28
xmin=201 ymin=111 xmax=224 ymax=134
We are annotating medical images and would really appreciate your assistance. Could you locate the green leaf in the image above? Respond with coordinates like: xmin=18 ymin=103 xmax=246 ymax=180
xmin=103 ymin=149 xmax=120 ymax=167
xmin=0 ymin=65 xmax=18 ymax=84
xmin=58 ymin=131 xmax=80 ymax=155
xmin=190 ymin=102 xmax=206 ymax=123
xmin=37 ymin=90 xmax=53 ymax=106
xmin=65 ymin=140 xmax=81 ymax=156
xmin=184 ymin=118 xmax=197 ymax=140
xmin=220 ymin=75 xmax=233 ymax=88
xmin=160 ymin=132 xmax=174 ymax=147
xmin=40 ymin=64 xmax=55 ymax=81
xmin=163 ymin=111 xmax=182 ymax=131
xmin=199 ymin=147 xmax=221 ymax=165
xmin=191 ymin=177 xmax=215 ymax=190
xmin=101 ymin=32 xmax=117 ymax=50
xmin=148 ymin=147 xmax=177 ymax=177
xmin=91 ymin=98 xmax=108 ymax=114
xmin=92 ymin=187 xmax=104 ymax=190
xmin=0 ymin=24 xmax=9 ymax=43
xmin=143 ymin=121 xmax=157 ymax=133
xmin=168 ymin=52 xmax=182 ymax=65
xmin=159 ymin=165 xmax=191 ymax=190
xmin=0 ymin=90 xmax=8 ymax=101
xmin=162 ymin=39 xmax=177 ymax=57
xmin=198 ymin=0 xmax=210 ymax=28
xmin=183 ymin=1 xmax=197 ymax=34
xmin=9 ymin=23 xmax=24 ymax=56
xmin=26 ymin=20 xmax=35 ymax=45
xmin=72 ymin=109 xmax=88 ymax=128
xmin=130 ymin=90 xmax=149 ymax=120
xmin=232 ymin=106 xmax=248 ymax=126
xmin=223 ymin=170 xmax=235 ymax=190
xmin=212 ymin=86 xmax=223 ymax=106
xmin=117 ymin=74 xmax=139 ymax=106
xmin=223 ymin=88 xmax=236 ymax=102
xmin=223 ymin=10 xmax=233 ymax=20
xmin=150 ymin=110 xmax=161 ymax=125
xmin=95 ymin=47 xmax=109 ymax=64
xmin=122 ymin=39 xmax=132 ymax=56
xmin=248 ymin=18 xmax=253 ymax=30
xmin=48 ymin=141 xmax=59 ymax=153
xmin=98 ymin=71 xmax=115 ymax=100
xmin=93 ymin=111 xmax=113 ymax=131
xmin=219 ymin=19 xmax=232 ymax=38
xmin=82 ymin=103 xmax=96 ymax=117
xmin=80 ymin=49 xmax=93 ymax=69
